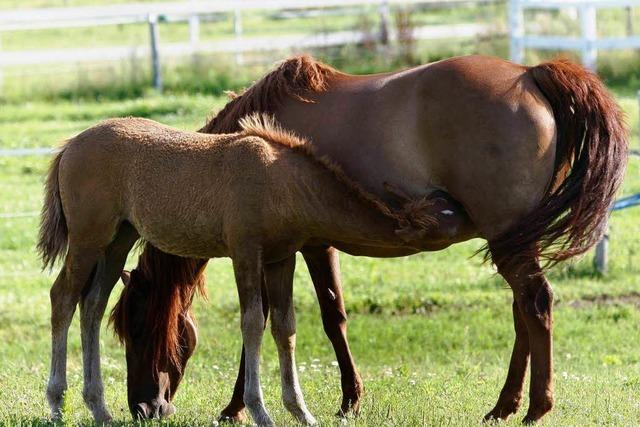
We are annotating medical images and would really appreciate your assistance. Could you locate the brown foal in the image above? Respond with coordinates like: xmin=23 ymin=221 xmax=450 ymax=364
xmin=39 ymin=115 xmax=468 ymax=426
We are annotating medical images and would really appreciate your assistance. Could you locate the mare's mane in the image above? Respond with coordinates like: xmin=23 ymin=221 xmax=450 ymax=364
xmin=199 ymin=55 xmax=339 ymax=134
xmin=110 ymin=244 xmax=207 ymax=373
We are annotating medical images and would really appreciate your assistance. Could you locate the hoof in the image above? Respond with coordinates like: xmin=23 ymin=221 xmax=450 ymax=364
xmin=483 ymin=408 xmax=512 ymax=422
xmin=336 ymin=399 xmax=360 ymax=418
xmin=218 ymin=408 xmax=248 ymax=424
xmin=92 ymin=407 xmax=113 ymax=424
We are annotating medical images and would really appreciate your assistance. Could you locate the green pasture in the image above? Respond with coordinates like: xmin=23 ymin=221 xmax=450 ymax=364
xmin=0 ymin=82 xmax=639 ymax=426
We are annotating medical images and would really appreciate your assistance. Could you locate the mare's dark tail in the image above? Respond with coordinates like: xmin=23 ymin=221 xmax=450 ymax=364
xmin=489 ymin=59 xmax=628 ymax=268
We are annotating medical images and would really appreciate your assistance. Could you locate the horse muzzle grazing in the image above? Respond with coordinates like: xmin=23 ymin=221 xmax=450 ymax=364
xmin=134 ymin=399 xmax=176 ymax=419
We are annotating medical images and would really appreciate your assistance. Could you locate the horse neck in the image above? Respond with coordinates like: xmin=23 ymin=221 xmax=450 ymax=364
xmin=288 ymin=157 xmax=404 ymax=247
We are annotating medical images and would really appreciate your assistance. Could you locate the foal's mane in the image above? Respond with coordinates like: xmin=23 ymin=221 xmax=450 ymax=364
xmin=239 ymin=114 xmax=437 ymax=235
xmin=199 ymin=55 xmax=339 ymax=134
xmin=110 ymin=244 xmax=207 ymax=373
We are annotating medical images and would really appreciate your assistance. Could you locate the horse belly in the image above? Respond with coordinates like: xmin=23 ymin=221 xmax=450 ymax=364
xmin=126 ymin=184 xmax=229 ymax=258
xmin=277 ymin=88 xmax=433 ymax=200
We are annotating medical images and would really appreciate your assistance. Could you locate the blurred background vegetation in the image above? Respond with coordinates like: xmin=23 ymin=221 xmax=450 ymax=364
xmin=1 ymin=0 xmax=640 ymax=102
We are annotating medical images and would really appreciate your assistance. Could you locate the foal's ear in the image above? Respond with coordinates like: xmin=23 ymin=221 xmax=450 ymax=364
xmin=120 ymin=270 xmax=131 ymax=286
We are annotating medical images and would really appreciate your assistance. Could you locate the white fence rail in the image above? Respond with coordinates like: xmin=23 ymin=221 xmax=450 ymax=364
xmin=0 ymin=0 xmax=498 ymax=91
xmin=0 ymin=0 xmax=491 ymax=31
xmin=0 ymin=23 xmax=489 ymax=67
xmin=509 ymin=0 xmax=640 ymax=69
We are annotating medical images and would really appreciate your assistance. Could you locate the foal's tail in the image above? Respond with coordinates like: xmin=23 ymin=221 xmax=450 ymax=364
xmin=37 ymin=145 xmax=69 ymax=270
xmin=489 ymin=59 xmax=628 ymax=268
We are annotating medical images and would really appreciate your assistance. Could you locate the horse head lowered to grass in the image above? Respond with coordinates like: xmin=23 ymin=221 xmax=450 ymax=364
xmin=40 ymin=54 xmax=627 ymax=425
xmin=110 ymin=251 xmax=205 ymax=418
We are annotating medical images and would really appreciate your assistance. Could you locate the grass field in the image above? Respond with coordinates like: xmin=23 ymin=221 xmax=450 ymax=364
xmin=1 ymin=85 xmax=640 ymax=426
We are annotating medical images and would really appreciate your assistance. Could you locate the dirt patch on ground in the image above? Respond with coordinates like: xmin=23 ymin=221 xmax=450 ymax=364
xmin=565 ymin=292 xmax=640 ymax=309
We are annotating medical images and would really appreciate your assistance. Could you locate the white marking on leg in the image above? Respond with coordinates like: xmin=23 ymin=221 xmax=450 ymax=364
xmin=47 ymin=271 xmax=74 ymax=420
xmin=242 ymin=306 xmax=273 ymax=427
xmin=277 ymin=334 xmax=317 ymax=425
xmin=272 ymin=306 xmax=317 ymax=425
xmin=80 ymin=266 xmax=112 ymax=423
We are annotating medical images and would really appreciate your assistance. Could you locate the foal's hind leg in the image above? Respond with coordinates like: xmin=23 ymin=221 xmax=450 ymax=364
xmin=47 ymin=247 xmax=101 ymax=420
xmin=79 ymin=224 xmax=138 ymax=421
xmin=303 ymin=245 xmax=363 ymax=416
xmin=266 ymin=256 xmax=317 ymax=426
xmin=491 ymin=248 xmax=554 ymax=424
xmin=484 ymin=298 xmax=530 ymax=421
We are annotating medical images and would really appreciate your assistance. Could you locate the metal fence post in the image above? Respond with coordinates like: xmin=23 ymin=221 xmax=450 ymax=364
xmin=580 ymin=4 xmax=597 ymax=70
xmin=148 ymin=14 xmax=162 ymax=91
xmin=508 ymin=0 xmax=524 ymax=64
xmin=637 ymin=90 xmax=640 ymax=151
xmin=594 ymin=227 xmax=609 ymax=274
xmin=379 ymin=0 xmax=390 ymax=45
xmin=234 ymin=8 xmax=244 ymax=65
xmin=0 ymin=34 xmax=4 ymax=95
xmin=189 ymin=14 xmax=200 ymax=46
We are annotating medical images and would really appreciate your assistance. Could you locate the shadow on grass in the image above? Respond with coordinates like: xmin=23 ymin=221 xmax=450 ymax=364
xmin=1 ymin=415 xmax=225 ymax=427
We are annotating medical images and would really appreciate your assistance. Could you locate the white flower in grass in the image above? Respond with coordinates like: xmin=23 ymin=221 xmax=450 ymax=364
xmin=331 ymin=361 xmax=339 ymax=367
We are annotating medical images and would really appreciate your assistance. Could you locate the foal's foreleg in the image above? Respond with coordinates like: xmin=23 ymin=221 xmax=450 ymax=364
xmin=484 ymin=299 xmax=530 ymax=421
xmin=219 ymin=284 xmax=269 ymax=423
xmin=302 ymin=245 xmax=363 ymax=416
xmin=233 ymin=247 xmax=274 ymax=427
xmin=79 ymin=226 xmax=137 ymax=421
xmin=266 ymin=256 xmax=317 ymax=426
xmin=492 ymin=249 xmax=554 ymax=424
xmin=47 ymin=248 xmax=101 ymax=420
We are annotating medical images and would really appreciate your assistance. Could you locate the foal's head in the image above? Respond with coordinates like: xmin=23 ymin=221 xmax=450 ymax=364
xmin=110 ymin=248 xmax=206 ymax=419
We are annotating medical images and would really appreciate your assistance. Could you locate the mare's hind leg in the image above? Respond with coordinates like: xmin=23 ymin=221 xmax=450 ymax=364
xmin=491 ymin=246 xmax=554 ymax=424
xmin=79 ymin=223 xmax=138 ymax=420
xmin=47 ymin=247 xmax=101 ymax=420
xmin=302 ymin=245 xmax=363 ymax=416
xmin=484 ymin=298 xmax=530 ymax=421
xmin=266 ymin=255 xmax=317 ymax=426
xmin=232 ymin=245 xmax=274 ymax=427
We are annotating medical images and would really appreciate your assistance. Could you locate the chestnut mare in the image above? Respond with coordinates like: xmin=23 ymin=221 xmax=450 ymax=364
xmin=43 ymin=54 xmax=627 ymax=424
xmin=39 ymin=115 xmax=460 ymax=426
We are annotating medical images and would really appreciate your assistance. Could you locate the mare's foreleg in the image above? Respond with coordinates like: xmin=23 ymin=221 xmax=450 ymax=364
xmin=47 ymin=247 xmax=101 ymax=420
xmin=302 ymin=245 xmax=363 ymax=416
xmin=266 ymin=255 xmax=317 ymax=425
xmin=79 ymin=224 xmax=138 ymax=421
xmin=233 ymin=246 xmax=274 ymax=427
